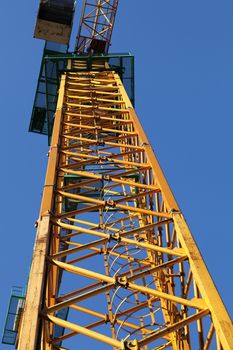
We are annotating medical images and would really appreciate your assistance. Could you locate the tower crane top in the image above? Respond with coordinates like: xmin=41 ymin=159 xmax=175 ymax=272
xmin=34 ymin=0 xmax=119 ymax=54
xmin=29 ymin=0 xmax=134 ymax=143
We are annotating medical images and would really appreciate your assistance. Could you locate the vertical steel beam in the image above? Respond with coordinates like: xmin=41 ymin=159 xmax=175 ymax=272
xmin=173 ymin=214 xmax=233 ymax=350
xmin=17 ymin=75 xmax=66 ymax=350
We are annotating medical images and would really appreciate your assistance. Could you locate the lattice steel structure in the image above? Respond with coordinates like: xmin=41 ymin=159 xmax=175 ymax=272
xmin=75 ymin=0 xmax=119 ymax=53
xmin=17 ymin=58 xmax=233 ymax=350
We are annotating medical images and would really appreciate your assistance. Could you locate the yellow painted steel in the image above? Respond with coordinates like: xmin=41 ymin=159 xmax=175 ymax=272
xmin=17 ymin=64 xmax=233 ymax=350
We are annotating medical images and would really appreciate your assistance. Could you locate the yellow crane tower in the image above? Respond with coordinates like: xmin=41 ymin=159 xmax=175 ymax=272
xmin=2 ymin=1 xmax=233 ymax=349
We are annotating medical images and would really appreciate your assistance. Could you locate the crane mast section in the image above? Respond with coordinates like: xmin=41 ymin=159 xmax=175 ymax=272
xmin=75 ymin=0 xmax=119 ymax=53
xmin=17 ymin=61 xmax=233 ymax=349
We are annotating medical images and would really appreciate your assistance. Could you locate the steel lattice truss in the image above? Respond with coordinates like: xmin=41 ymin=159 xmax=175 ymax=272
xmin=75 ymin=0 xmax=119 ymax=53
xmin=18 ymin=63 xmax=233 ymax=350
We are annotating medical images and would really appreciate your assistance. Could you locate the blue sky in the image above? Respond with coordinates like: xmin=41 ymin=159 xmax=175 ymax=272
xmin=1 ymin=0 xmax=233 ymax=348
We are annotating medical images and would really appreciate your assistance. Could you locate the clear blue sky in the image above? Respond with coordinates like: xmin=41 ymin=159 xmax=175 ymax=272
xmin=1 ymin=0 xmax=233 ymax=348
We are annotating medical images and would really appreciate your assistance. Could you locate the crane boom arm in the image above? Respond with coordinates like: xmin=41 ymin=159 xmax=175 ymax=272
xmin=75 ymin=0 xmax=119 ymax=53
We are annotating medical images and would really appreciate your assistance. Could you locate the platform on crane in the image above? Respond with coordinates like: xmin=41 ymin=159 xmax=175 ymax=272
xmin=29 ymin=52 xmax=134 ymax=143
xmin=34 ymin=0 xmax=76 ymax=44
xmin=2 ymin=287 xmax=25 ymax=345
xmin=29 ymin=41 xmax=69 ymax=140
